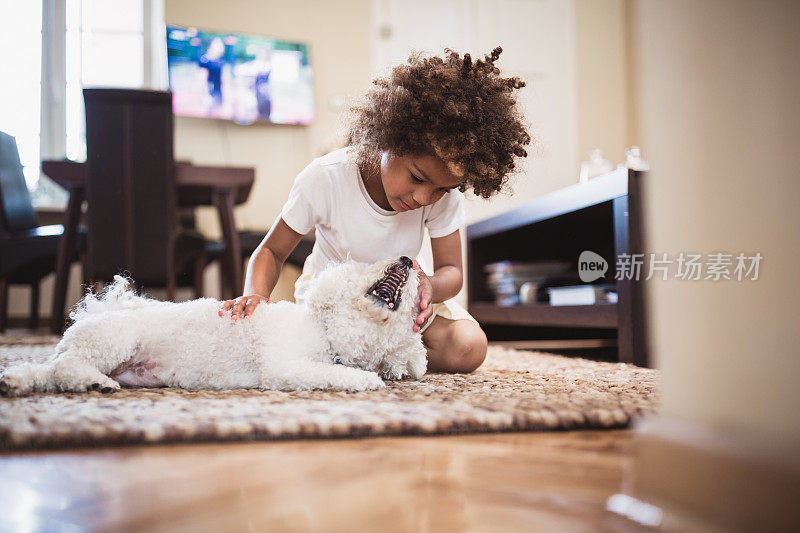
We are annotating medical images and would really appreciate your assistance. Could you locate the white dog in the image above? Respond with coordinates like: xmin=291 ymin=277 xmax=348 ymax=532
xmin=0 ymin=256 xmax=427 ymax=396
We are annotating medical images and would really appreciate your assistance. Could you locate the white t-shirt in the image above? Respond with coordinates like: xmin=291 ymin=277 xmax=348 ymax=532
xmin=280 ymin=147 xmax=465 ymax=303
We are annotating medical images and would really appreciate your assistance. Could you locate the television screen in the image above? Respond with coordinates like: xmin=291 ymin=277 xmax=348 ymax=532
xmin=166 ymin=24 xmax=314 ymax=125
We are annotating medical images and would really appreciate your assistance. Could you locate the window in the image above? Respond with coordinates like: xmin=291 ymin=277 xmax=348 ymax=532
xmin=4 ymin=0 xmax=165 ymax=206
xmin=66 ymin=0 xmax=146 ymax=161
xmin=0 ymin=1 xmax=43 ymax=190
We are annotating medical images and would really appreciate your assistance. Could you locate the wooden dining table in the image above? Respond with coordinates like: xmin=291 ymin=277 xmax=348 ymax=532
xmin=41 ymin=160 xmax=255 ymax=333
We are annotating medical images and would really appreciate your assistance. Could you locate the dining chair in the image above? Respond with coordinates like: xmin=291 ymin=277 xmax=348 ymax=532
xmin=82 ymin=88 xmax=206 ymax=300
xmin=0 ymin=131 xmax=83 ymax=331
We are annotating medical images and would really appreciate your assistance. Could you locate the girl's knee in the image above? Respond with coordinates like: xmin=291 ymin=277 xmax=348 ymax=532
xmin=445 ymin=321 xmax=488 ymax=373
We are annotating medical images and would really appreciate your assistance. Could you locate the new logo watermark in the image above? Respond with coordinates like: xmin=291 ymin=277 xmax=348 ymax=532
xmin=578 ymin=251 xmax=762 ymax=281
xmin=578 ymin=251 xmax=608 ymax=282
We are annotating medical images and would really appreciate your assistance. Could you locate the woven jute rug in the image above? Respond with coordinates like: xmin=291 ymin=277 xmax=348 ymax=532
xmin=0 ymin=334 xmax=658 ymax=450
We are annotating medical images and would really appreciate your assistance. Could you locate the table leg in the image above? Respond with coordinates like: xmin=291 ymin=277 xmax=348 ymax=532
xmin=214 ymin=188 xmax=242 ymax=299
xmin=51 ymin=188 xmax=84 ymax=333
xmin=29 ymin=282 xmax=40 ymax=330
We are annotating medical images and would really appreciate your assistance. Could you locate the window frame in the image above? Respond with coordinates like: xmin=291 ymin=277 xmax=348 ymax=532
xmin=36 ymin=0 xmax=165 ymax=207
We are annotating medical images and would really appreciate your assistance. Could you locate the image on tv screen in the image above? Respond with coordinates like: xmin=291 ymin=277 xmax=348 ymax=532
xmin=166 ymin=24 xmax=314 ymax=125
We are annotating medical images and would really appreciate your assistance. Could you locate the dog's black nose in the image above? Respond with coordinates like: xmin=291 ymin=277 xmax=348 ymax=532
xmin=399 ymin=256 xmax=412 ymax=268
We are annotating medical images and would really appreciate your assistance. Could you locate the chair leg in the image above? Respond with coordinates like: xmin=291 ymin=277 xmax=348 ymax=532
xmin=219 ymin=259 xmax=230 ymax=300
xmin=81 ymin=253 xmax=89 ymax=287
xmin=29 ymin=282 xmax=40 ymax=330
xmin=241 ymin=257 xmax=248 ymax=294
xmin=166 ymin=277 xmax=177 ymax=302
xmin=0 ymin=278 xmax=7 ymax=333
xmin=193 ymin=255 xmax=205 ymax=299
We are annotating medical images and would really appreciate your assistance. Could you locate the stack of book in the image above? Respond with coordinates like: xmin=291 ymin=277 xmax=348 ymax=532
xmin=484 ymin=260 xmax=574 ymax=306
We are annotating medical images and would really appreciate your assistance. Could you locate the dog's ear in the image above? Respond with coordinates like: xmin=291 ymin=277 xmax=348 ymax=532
xmin=353 ymin=296 xmax=391 ymax=323
xmin=303 ymin=267 xmax=341 ymax=312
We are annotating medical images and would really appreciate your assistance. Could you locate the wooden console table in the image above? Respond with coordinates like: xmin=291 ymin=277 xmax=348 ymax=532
xmin=466 ymin=168 xmax=648 ymax=366
xmin=41 ymin=160 xmax=255 ymax=334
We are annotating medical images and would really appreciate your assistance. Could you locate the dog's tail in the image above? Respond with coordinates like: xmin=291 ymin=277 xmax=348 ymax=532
xmin=69 ymin=275 xmax=155 ymax=322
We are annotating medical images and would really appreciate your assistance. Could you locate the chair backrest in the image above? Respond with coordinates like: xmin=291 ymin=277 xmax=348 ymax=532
xmin=0 ymin=131 xmax=38 ymax=234
xmin=83 ymin=88 xmax=178 ymax=284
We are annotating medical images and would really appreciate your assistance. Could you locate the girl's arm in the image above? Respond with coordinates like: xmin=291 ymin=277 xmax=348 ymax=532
xmin=413 ymin=229 xmax=463 ymax=331
xmin=219 ymin=218 xmax=304 ymax=319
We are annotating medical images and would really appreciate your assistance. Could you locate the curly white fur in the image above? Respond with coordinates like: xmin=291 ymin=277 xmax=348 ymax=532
xmin=0 ymin=257 xmax=426 ymax=395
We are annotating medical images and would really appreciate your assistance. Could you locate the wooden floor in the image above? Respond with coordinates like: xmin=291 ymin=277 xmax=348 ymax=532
xmin=0 ymin=429 xmax=647 ymax=532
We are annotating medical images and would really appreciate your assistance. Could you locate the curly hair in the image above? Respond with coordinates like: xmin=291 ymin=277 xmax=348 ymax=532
xmin=347 ymin=46 xmax=531 ymax=199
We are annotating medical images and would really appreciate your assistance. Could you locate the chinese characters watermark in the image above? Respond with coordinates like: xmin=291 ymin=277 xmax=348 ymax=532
xmin=579 ymin=251 xmax=763 ymax=282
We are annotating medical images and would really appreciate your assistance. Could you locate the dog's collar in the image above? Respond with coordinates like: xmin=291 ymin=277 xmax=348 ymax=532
xmin=318 ymin=320 xmax=342 ymax=364
xmin=315 ymin=314 xmax=343 ymax=365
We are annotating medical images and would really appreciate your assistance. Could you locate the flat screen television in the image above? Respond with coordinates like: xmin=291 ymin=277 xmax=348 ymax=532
xmin=166 ymin=24 xmax=314 ymax=125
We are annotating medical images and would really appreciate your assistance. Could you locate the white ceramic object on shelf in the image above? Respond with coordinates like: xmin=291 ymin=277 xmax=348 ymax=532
xmin=579 ymin=149 xmax=613 ymax=184
xmin=622 ymin=145 xmax=650 ymax=171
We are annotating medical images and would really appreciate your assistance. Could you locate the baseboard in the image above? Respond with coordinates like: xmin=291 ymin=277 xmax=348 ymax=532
xmin=614 ymin=416 xmax=800 ymax=531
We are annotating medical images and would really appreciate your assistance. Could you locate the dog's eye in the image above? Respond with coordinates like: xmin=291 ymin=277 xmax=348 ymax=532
xmin=333 ymin=354 xmax=342 ymax=365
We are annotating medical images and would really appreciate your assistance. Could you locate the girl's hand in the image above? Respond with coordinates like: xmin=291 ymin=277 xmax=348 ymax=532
xmin=218 ymin=294 xmax=271 ymax=320
xmin=412 ymin=260 xmax=433 ymax=332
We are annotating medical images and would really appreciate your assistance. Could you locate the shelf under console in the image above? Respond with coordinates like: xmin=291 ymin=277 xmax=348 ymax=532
xmin=469 ymin=302 xmax=618 ymax=329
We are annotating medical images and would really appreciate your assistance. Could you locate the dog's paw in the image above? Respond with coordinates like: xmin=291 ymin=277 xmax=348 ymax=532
xmin=0 ymin=372 xmax=32 ymax=397
xmin=406 ymin=357 xmax=428 ymax=380
xmin=360 ymin=372 xmax=386 ymax=391
xmin=86 ymin=376 xmax=120 ymax=394
xmin=336 ymin=372 xmax=386 ymax=392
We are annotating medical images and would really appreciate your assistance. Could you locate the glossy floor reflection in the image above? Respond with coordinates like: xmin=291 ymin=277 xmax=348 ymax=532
xmin=0 ymin=430 xmax=648 ymax=531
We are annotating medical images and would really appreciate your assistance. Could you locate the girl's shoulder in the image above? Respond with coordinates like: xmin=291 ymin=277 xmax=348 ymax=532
xmin=314 ymin=146 xmax=357 ymax=169
xmin=430 ymin=188 xmax=465 ymax=212
xmin=294 ymin=147 xmax=357 ymax=190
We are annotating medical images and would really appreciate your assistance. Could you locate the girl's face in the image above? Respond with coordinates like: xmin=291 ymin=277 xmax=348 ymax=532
xmin=378 ymin=152 xmax=463 ymax=212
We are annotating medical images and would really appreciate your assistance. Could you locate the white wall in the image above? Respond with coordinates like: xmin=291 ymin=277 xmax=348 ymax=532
xmin=373 ymin=0 xmax=582 ymax=225
xmin=574 ymin=0 xmax=628 ymax=166
xmin=632 ymin=0 xmax=800 ymax=442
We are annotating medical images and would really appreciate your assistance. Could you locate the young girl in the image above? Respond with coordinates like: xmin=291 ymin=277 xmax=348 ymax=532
xmin=219 ymin=47 xmax=530 ymax=373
